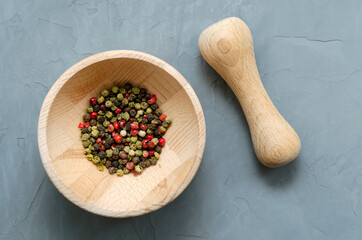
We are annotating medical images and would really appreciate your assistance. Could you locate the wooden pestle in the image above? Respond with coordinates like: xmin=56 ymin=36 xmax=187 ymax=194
xmin=199 ymin=17 xmax=301 ymax=167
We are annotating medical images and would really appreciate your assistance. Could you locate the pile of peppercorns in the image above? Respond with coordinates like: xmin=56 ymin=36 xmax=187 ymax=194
xmin=78 ymin=83 xmax=171 ymax=176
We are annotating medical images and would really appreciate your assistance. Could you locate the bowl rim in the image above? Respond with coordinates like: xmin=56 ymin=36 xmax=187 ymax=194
xmin=37 ymin=50 xmax=206 ymax=217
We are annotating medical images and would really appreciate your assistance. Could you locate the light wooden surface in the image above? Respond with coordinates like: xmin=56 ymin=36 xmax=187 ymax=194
xmin=38 ymin=50 xmax=206 ymax=217
xmin=199 ymin=17 xmax=300 ymax=168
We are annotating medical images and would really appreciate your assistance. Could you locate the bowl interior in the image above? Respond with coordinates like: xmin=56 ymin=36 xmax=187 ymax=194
xmin=42 ymin=53 xmax=204 ymax=217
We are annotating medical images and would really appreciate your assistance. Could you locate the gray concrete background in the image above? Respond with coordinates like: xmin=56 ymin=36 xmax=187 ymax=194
xmin=1 ymin=0 xmax=362 ymax=239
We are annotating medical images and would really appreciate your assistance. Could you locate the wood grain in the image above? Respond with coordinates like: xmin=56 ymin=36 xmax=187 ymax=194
xmin=38 ymin=50 xmax=206 ymax=217
xmin=199 ymin=17 xmax=300 ymax=167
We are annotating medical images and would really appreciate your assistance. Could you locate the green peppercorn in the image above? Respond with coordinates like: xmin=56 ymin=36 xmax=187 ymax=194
xmin=119 ymin=88 xmax=126 ymax=94
xmin=124 ymin=146 xmax=130 ymax=153
xmin=86 ymin=154 xmax=93 ymax=161
xmin=136 ymin=141 xmax=142 ymax=149
xmin=135 ymin=150 xmax=142 ymax=157
xmin=131 ymin=136 xmax=138 ymax=143
xmin=82 ymin=133 xmax=90 ymax=141
xmin=122 ymin=98 xmax=128 ymax=106
xmin=92 ymin=155 xmax=100 ymax=163
xmin=105 ymin=101 xmax=112 ymax=108
xmin=91 ymin=130 xmax=99 ymax=138
xmin=160 ymin=126 xmax=167 ymax=132
xmin=146 ymin=129 xmax=153 ymax=135
xmin=141 ymin=102 xmax=148 ymax=109
xmin=151 ymin=138 xmax=159 ymax=146
xmin=130 ymin=143 xmax=137 ymax=150
xmin=117 ymin=93 xmax=124 ymax=101
xmin=110 ymin=97 xmax=116 ymax=102
xmin=162 ymin=122 xmax=169 ymax=128
xmin=101 ymin=89 xmax=109 ymax=97
xmin=122 ymin=112 xmax=130 ymax=121
xmin=112 ymin=86 xmax=119 ymax=94
xmin=82 ymin=140 xmax=90 ymax=148
xmin=91 ymin=126 xmax=97 ymax=131
xmin=110 ymin=117 xmax=117 ymax=123
xmin=111 ymin=105 xmax=117 ymax=111
xmin=151 ymin=104 xmax=158 ymax=110
xmin=105 ymin=111 xmax=113 ymax=119
xmin=132 ymin=87 xmax=140 ymax=94
xmin=134 ymin=103 xmax=141 ymax=110
xmin=106 ymin=149 xmax=113 ymax=157
xmin=128 ymin=102 xmax=135 ymax=108
xmin=84 ymin=148 xmax=92 ymax=155
xmin=123 ymin=168 xmax=130 ymax=174
xmin=154 ymin=152 xmax=160 ymax=160
xmin=117 ymin=169 xmax=124 ymax=176
xmin=135 ymin=165 xmax=143 ymax=173
xmin=165 ymin=117 xmax=172 ymax=124
xmin=98 ymin=110 xmax=104 ymax=116
xmin=146 ymin=108 xmax=152 ymax=114
xmin=103 ymin=120 xmax=110 ymax=128
xmin=97 ymin=95 xmax=105 ymax=104
xmin=86 ymin=106 xmax=93 ymax=113
xmin=129 ymin=150 xmax=135 ymax=156
xmin=137 ymin=110 xmax=144 ymax=116
xmin=97 ymin=163 xmax=104 ymax=171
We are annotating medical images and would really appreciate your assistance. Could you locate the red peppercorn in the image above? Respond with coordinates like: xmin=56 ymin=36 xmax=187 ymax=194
xmin=146 ymin=135 xmax=154 ymax=140
xmin=84 ymin=121 xmax=90 ymax=128
xmin=96 ymin=138 xmax=102 ymax=144
xmin=147 ymin=98 xmax=155 ymax=105
xmin=114 ymin=134 xmax=122 ymax=143
xmin=90 ymin=112 xmax=97 ymax=119
xmin=151 ymin=94 xmax=157 ymax=100
xmin=100 ymin=104 xmax=106 ymax=111
xmin=130 ymin=129 xmax=139 ymax=136
xmin=148 ymin=141 xmax=155 ymax=148
xmin=131 ymin=122 xmax=139 ymax=130
xmin=115 ymin=108 xmax=122 ymax=114
xmin=108 ymin=124 xmax=114 ymax=132
xmin=140 ymin=124 xmax=147 ymax=130
xmin=100 ymin=144 xmax=105 ymax=151
xmin=125 ymin=143 xmax=129 ymax=146
xmin=78 ymin=122 xmax=84 ymax=128
xmin=143 ymin=115 xmax=147 ymax=118
xmin=126 ymin=162 xmax=134 ymax=170
xmin=159 ymin=138 xmax=166 ymax=146
xmin=159 ymin=114 xmax=167 ymax=122
xmin=142 ymin=139 xmax=149 ymax=148
xmin=90 ymin=97 xmax=97 ymax=106
xmin=113 ymin=122 xmax=120 ymax=130
xmin=120 ymin=152 xmax=127 ymax=159
xmin=112 ymin=131 xmax=116 ymax=138
xmin=149 ymin=150 xmax=155 ymax=156
xmin=125 ymin=93 xmax=130 ymax=98
xmin=112 ymin=144 xmax=116 ymax=147
xmin=119 ymin=120 xmax=126 ymax=128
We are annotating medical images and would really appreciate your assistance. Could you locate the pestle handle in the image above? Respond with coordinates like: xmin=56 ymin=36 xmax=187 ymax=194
xmin=199 ymin=17 xmax=301 ymax=167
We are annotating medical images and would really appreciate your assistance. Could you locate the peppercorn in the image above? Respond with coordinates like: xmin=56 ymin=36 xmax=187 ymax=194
xmin=93 ymin=104 xmax=100 ymax=112
xmin=96 ymin=163 xmax=104 ymax=171
xmin=112 ymin=160 xmax=119 ymax=168
xmin=83 ymin=113 xmax=91 ymax=121
xmin=81 ymin=133 xmax=90 ymax=141
xmin=130 ymin=109 xmax=136 ymax=117
xmin=117 ymin=169 xmax=124 ymax=176
xmin=106 ymin=149 xmax=113 ymax=158
xmin=150 ymin=159 xmax=157 ymax=165
xmin=148 ymin=123 xmax=157 ymax=131
xmin=86 ymin=106 xmax=93 ymax=113
xmin=90 ymin=119 xmax=97 ymax=126
xmin=140 ymin=161 xmax=146 ymax=168
xmin=154 ymin=129 xmax=162 ymax=136
xmin=132 ymin=156 xmax=140 ymax=164
xmin=145 ymin=160 xmax=151 ymax=167
xmin=155 ymin=145 xmax=162 ymax=153
xmin=151 ymin=103 xmax=158 ymax=110
xmin=109 ymin=167 xmax=117 ymax=174
xmin=105 ymin=111 xmax=113 ymax=119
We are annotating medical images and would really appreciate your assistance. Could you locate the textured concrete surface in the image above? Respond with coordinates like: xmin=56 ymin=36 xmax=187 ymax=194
xmin=1 ymin=0 xmax=362 ymax=239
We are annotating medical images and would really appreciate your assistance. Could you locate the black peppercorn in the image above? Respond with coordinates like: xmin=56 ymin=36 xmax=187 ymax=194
xmin=146 ymin=114 xmax=154 ymax=121
xmin=124 ymin=107 xmax=131 ymax=112
xmin=122 ymin=159 xmax=128 ymax=165
xmin=125 ymin=122 xmax=131 ymax=131
xmin=90 ymin=119 xmax=97 ymax=126
xmin=154 ymin=129 xmax=162 ymax=136
xmin=130 ymin=109 xmax=136 ymax=117
xmin=151 ymin=159 xmax=157 ymax=165
xmin=89 ymin=137 xmax=96 ymax=143
xmin=155 ymin=145 xmax=162 ymax=153
xmin=145 ymin=160 xmax=151 ymax=167
xmin=114 ymin=99 xmax=120 ymax=107
xmin=93 ymin=104 xmax=100 ymax=112
xmin=98 ymin=116 xmax=105 ymax=124
xmin=148 ymin=124 xmax=157 ymax=131
xmin=140 ymin=88 xmax=146 ymax=94
xmin=83 ymin=113 xmax=91 ymax=121
xmin=145 ymin=93 xmax=151 ymax=100
xmin=124 ymin=83 xmax=132 ymax=91
xmin=151 ymin=103 xmax=158 ymax=110
xmin=140 ymin=161 xmax=146 ymax=168
xmin=99 ymin=151 xmax=106 ymax=158
xmin=154 ymin=108 xmax=162 ymax=117
xmin=94 ymin=143 xmax=100 ymax=151
xmin=109 ymin=167 xmax=117 ymax=174
xmin=132 ymin=157 xmax=140 ymax=164
xmin=112 ymin=161 xmax=119 ymax=167
xmin=81 ymin=128 xmax=88 ymax=134
xmin=99 ymin=130 xmax=105 ymax=138
xmin=116 ymin=144 xmax=124 ymax=151
xmin=141 ymin=118 xmax=148 ymax=124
